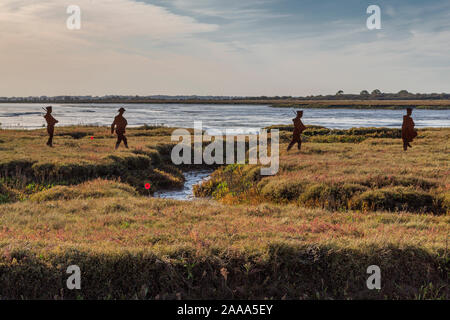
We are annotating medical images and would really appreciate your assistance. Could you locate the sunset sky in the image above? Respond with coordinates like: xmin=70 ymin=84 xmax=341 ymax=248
xmin=0 ymin=0 xmax=449 ymax=96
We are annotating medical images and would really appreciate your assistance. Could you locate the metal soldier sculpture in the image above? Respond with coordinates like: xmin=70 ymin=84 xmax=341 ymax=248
xmin=287 ymin=110 xmax=307 ymax=151
xmin=111 ymin=107 xmax=129 ymax=149
xmin=44 ymin=106 xmax=58 ymax=147
xmin=402 ymin=108 xmax=417 ymax=151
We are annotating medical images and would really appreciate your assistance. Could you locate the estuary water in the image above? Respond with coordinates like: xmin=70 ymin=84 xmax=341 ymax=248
xmin=1 ymin=103 xmax=448 ymax=200
xmin=153 ymin=170 xmax=213 ymax=201
xmin=0 ymin=103 xmax=449 ymax=133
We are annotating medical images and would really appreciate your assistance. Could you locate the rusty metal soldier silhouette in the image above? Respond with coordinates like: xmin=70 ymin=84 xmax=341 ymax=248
xmin=43 ymin=106 xmax=58 ymax=147
xmin=111 ymin=107 xmax=128 ymax=149
xmin=402 ymin=108 xmax=417 ymax=151
xmin=287 ymin=110 xmax=307 ymax=151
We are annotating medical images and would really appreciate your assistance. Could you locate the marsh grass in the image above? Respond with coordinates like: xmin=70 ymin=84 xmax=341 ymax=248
xmin=0 ymin=196 xmax=448 ymax=299
xmin=0 ymin=126 xmax=185 ymax=196
xmin=196 ymin=128 xmax=449 ymax=214
xmin=0 ymin=126 xmax=448 ymax=299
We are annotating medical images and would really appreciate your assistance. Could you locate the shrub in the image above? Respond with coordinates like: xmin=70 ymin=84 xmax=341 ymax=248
xmin=443 ymin=192 xmax=450 ymax=213
xmin=260 ymin=182 xmax=368 ymax=210
xmin=212 ymin=181 xmax=230 ymax=199
xmin=0 ymin=183 xmax=19 ymax=204
xmin=242 ymin=165 xmax=262 ymax=183
xmin=355 ymin=175 xmax=438 ymax=190
xmin=299 ymin=183 xmax=335 ymax=209
xmin=30 ymin=180 xmax=137 ymax=202
xmin=354 ymin=187 xmax=439 ymax=213
xmin=260 ymin=179 xmax=306 ymax=202
xmin=132 ymin=148 xmax=161 ymax=165
xmin=193 ymin=179 xmax=219 ymax=198
xmin=57 ymin=131 xmax=92 ymax=139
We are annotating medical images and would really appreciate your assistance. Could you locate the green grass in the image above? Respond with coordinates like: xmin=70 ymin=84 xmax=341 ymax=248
xmin=0 ymin=126 xmax=448 ymax=299
xmin=0 ymin=195 xmax=448 ymax=299
xmin=196 ymin=128 xmax=449 ymax=214
xmin=0 ymin=126 xmax=185 ymax=196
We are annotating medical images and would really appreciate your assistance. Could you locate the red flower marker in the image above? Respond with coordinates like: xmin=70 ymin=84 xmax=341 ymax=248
xmin=145 ymin=183 xmax=151 ymax=190
xmin=90 ymin=136 xmax=94 ymax=140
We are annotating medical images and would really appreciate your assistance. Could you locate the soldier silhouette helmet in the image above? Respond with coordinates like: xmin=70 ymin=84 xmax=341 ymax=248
xmin=46 ymin=106 xmax=52 ymax=112
xmin=118 ymin=107 xmax=126 ymax=113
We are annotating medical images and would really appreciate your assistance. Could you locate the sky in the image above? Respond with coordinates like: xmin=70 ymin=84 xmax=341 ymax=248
xmin=0 ymin=0 xmax=449 ymax=96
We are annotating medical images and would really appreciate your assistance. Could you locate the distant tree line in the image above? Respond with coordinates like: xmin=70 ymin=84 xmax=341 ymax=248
xmin=1 ymin=90 xmax=450 ymax=103
xmin=247 ymin=90 xmax=450 ymax=101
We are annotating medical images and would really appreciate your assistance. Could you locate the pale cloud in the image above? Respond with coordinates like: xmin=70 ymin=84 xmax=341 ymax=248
xmin=0 ymin=0 xmax=221 ymax=95
xmin=0 ymin=0 xmax=217 ymax=47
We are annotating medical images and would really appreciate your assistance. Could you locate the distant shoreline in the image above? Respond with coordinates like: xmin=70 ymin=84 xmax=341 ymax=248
xmin=1 ymin=99 xmax=450 ymax=109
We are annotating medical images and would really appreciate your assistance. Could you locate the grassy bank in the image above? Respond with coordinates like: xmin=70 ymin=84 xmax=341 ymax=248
xmin=0 ymin=126 xmax=186 ymax=200
xmin=195 ymin=127 xmax=450 ymax=214
xmin=0 ymin=185 xmax=448 ymax=299
xmin=0 ymin=126 xmax=448 ymax=299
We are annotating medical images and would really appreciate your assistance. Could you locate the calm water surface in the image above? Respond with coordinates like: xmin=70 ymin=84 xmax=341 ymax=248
xmin=0 ymin=103 xmax=449 ymax=133
xmin=153 ymin=170 xmax=212 ymax=201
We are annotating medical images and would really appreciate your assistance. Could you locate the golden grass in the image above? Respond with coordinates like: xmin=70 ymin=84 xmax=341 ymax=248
xmin=0 ymin=189 xmax=448 ymax=299
xmin=197 ymin=128 xmax=450 ymax=213
xmin=0 ymin=126 xmax=448 ymax=299
xmin=1 ymin=192 xmax=448 ymax=254
xmin=0 ymin=126 xmax=184 ymax=194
